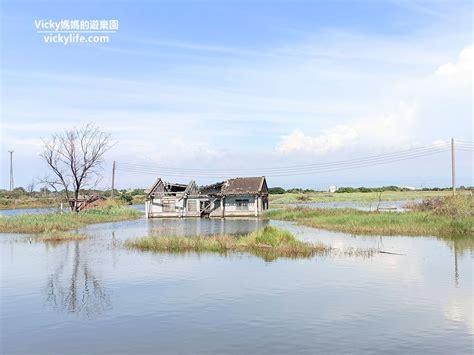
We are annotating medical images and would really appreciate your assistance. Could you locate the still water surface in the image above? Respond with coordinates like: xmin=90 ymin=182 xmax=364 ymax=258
xmin=0 ymin=199 xmax=415 ymax=216
xmin=1 ymin=217 xmax=472 ymax=354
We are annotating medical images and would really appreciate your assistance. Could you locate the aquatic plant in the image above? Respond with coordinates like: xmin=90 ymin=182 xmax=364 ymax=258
xmin=125 ymin=225 xmax=330 ymax=261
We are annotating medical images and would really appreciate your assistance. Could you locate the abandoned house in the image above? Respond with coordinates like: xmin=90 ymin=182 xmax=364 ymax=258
xmin=145 ymin=177 xmax=269 ymax=218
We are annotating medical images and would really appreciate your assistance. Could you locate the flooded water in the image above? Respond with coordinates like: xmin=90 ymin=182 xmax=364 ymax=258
xmin=0 ymin=199 xmax=414 ymax=217
xmin=1 ymin=216 xmax=473 ymax=354
xmin=0 ymin=207 xmax=64 ymax=216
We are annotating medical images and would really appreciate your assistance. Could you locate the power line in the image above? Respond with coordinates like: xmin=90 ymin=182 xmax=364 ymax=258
xmin=117 ymin=142 xmax=451 ymax=175
xmin=119 ymin=142 xmax=451 ymax=172
xmin=117 ymin=148 xmax=450 ymax=177
xmin=116 ymin=144 xmax=452 ymax=178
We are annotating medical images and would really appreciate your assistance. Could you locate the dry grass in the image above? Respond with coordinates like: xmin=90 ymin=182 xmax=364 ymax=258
xmin=35 ymin=231 xmax=88 ymax=244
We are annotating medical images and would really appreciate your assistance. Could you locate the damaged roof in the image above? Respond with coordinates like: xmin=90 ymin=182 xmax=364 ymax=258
xmin=148 ymin=176 xmax=268 ymax=197
xmin=221 ymin=177 xmax=267 ymax=195
xmin=200 ymin=181 xmax=225 ymax=196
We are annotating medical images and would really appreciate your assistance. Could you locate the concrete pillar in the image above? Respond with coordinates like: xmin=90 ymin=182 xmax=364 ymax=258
xmin=221 ymin=197 xmax=225 ymax=218
xmin=145 ymin=200 xmax=149 ymax=219
xmin=255 ymin=195 xmax=258 ymax=217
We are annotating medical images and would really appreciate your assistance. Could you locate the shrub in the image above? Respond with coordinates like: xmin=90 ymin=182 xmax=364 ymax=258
xmin=269 ymin=187 xmax=286 ymax=194
xmin=336 ymin=187 xmax=355 ymax=193
xmin=432 ymin=196 xmax=473 ymax=218
xmin=409 ymin=196 xmax=473 ymax=218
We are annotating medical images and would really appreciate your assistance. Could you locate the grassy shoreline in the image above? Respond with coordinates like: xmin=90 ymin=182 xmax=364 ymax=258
xmin=0 ymin=203 xmax=142 ymax=233
xmin=265 ymin=197 xmax=473 ymax=237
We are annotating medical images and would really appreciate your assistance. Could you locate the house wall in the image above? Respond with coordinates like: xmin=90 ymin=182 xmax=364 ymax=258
xmin=224 ymin=196 xmax=255 ymax=212
xmin=208 ymin=195 xmax=267 ymax=217
xmin=147 ymin=194 xmax=269 ymax=218
xmin=148 ymin=196 xmax=204 ymax=218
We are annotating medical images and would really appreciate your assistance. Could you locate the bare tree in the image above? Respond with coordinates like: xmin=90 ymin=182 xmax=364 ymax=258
xmin=376 ymin=190 xmax=384 ymax=212
xmin=27 ymin=181 xmax=36 ymax=193
xmin=40 ymin=123 xmax=113 ymax=212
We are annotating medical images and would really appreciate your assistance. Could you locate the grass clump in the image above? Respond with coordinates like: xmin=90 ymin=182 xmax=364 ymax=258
xmin=36 ymin=231 xmax=88 ymax=243
xmin=0 ymin=202 xmax=142 ymax=233
xmin=264 ymin=196 xmax=474 ymax=237
xmin=126 ymin=225 xmax=330 ymax=261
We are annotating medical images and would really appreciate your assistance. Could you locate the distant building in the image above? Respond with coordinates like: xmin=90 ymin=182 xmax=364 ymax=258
xmin=329 ymin=185 xmax=337 ymax=193
xmin=145 ymin=177 xmax=269 ymax=218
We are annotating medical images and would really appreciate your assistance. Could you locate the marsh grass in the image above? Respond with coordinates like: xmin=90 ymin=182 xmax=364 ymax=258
xmin=126 ymin=225 xmax=331 ymax=261
xmin=264 ymin=197 xmax=473 ymax=237
xmin=0 ymin=202 xmax=142 ymax=233
xmin=35 ymin=231 xmax=88 ymax=244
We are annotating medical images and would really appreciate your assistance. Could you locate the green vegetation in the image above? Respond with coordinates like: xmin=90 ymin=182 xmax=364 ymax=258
xmin=265 ymin=196 xmax=473 ymax=237
xmin=268 ymin=190 xmax=469 ymax=206
xmin=0 ymin=188 xmax=62 ymax=209
xmin=269 ymin=186 xmax=473 ymax=195
xmin=126 ymin=225 xmax=330 ymax=261
xmin=0 ymin=202 xmax=142 ymax=233
xmin=0 ymin=188 xmax=147 ymax=209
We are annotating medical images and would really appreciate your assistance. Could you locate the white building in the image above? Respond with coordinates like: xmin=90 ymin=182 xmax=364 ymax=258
xmin=145 ymin=177 xmax=269 ymax=218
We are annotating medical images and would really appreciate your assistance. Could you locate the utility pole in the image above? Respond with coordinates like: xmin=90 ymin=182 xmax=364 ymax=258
xmin=451 ymin=138 xmax=456 ymax=196
xmin=111 ymin=160 xmax=116 ymax=199
xmin=8 ymin=150 xmax=14 ymax=191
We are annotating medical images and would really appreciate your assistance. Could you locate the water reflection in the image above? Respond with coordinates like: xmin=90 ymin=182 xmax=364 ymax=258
xmin=439 ymin=236 xmax=474 ymax=287
xmin=146 ymin=217 xmax=268 ymax=237
xmin=1 ymin=217 xmax=473 ymax=354
xmin=44 ymin=241 xmax=111 ymax=318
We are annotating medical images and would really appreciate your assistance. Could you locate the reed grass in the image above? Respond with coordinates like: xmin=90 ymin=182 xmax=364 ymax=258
xmin=36 ymin=231 xmax=88 ymax=243
xmin=0 ymin=203 xmax=142 ymax=233
xmin=264 ymin=196 xmax=473 ymax=237
xmin=126 ymin=225 xmax=330 ymax=261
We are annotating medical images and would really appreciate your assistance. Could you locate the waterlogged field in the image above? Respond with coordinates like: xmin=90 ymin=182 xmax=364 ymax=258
xmin=0 ymin=190 xmax=460 ymax=211
xmin=268 ymin=190 xmax=462 ymax=206
xmin=1 ymin=207 xmax=473 ymax=354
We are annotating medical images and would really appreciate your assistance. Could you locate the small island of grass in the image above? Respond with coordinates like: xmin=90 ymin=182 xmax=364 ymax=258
xmin=35 ymin=231 xmax=89 ymax=243
xmin=126 ymin=225 xmax=330 ymax=261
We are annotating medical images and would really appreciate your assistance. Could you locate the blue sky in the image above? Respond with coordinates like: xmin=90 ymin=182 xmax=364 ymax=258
xmin=1 ymin=0 xmax=472 ymax=189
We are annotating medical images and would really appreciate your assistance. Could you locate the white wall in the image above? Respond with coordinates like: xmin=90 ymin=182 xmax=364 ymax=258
xmin=224 ymin=196 xmax=256 ymax=212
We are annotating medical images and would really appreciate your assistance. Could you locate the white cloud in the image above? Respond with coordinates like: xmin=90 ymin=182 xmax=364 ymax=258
xmin=2 ymin=12 xmax=472 ymax=188
xmin=277 ymin=125 xmax=358 ymax=154
xmin=276 ymin=102 xmax=416 ymax=155
xmin=276 ymin=43 xmax=472 ymax=156
xmin=435 ymin=45 xmax=473 ymax=82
